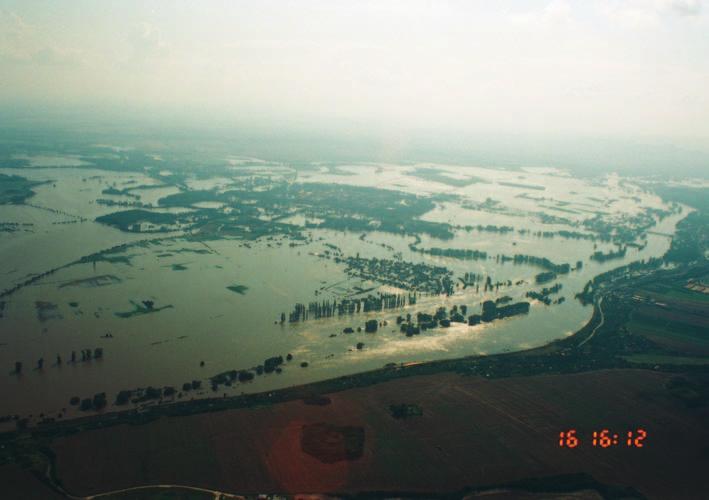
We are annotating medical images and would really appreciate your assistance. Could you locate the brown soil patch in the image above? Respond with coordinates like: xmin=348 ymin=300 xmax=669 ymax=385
xmin=303 ymin=395 xmax=332 ymax=406
xmin=301 ymin=423 xmax=365 ymax=463
xmin=0 ymin=464 xmax=65 ymax=500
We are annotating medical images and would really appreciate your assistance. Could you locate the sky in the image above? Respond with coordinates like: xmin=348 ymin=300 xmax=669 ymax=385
xmin=1 ymin=0 xmax=708 ymax=156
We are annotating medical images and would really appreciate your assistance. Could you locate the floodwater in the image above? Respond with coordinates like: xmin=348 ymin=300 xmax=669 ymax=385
xmin=0 ymin=162 xmax=684 ymax=423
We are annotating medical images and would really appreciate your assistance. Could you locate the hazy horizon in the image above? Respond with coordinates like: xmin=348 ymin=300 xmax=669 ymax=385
xmin=2 ymin=0 xmax=708 ymax=175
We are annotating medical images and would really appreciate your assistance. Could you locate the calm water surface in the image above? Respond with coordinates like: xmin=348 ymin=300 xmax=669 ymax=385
xmin=0 ymin=163 xmax=683 ymax=422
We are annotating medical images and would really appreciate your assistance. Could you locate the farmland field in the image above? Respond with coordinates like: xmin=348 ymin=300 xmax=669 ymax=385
xmin=625 ymin=278 xmax=709 ymax=356
xmin=49 ymin=369 xmax=709 ymax=499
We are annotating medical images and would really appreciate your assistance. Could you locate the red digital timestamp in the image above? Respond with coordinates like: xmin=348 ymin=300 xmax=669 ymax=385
xmin=559 ymin=429 xmax=647 ymax=448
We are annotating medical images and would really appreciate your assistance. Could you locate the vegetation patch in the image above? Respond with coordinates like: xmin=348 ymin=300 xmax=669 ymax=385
xmin=408 ymin=167 xmax=486 ymax=187
xmin=226 ymin=284 xmax=248 ymax=295
xmin=95 ymin=209 xmax=187 ymax=233
xmin=389 ymin=403 xmax=423 ymax=419
xmin=35 ymin=301 xmax=62 ymax=322
xmin=114 ymin=300 xmax=173 ymax=318
xmin=498 ymin=181 xmax=546 ymax=191
xmin=0 ymin=174 xmax=43 ymax=204
xmin=300 ymin=423 xmax=365 ymax=463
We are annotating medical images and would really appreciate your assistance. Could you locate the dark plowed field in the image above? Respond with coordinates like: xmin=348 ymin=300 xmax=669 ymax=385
xmin=52 ymin=369 xmax=709 ymax=499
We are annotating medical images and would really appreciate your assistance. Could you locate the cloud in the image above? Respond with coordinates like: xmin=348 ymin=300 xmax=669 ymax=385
xmin=661 ymin=0 xmax=702 ymax=15
xmin=0 ymin=9 xmax=81 ymax=66
xmin=129 ymin=22 xmax=169 ymax=61
xmin=31 ymin=46 xmax=82 ymax=66
xmin=0 ymin=10 xmax=35 ymax=61
xmin=510 ymin=0 xmax=573 ymax=27
xmin=601 ymin=0 xmax=703 ymax=29
xmin=602 ymin=2 xmax=660 ymax=28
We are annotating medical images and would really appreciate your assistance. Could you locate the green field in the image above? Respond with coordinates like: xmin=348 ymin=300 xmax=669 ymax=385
xmin=626 ymin=271 xmax=709 ymax=358
xmin=628 ymin=316 xmax=709 ymax=349
xmin=622 ymin=354 xmax=709 ymax=366
xmin=642 ymin=283 xmax=709 ymax=303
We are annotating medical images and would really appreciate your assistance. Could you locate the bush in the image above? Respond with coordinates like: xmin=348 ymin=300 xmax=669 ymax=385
xmin=115 ymin=390 xmax=132 ymax=405
xmin=92 ymin=393 xmax=107 ymax=410
xmin=264 ymin=356 xmax=284 ymax=373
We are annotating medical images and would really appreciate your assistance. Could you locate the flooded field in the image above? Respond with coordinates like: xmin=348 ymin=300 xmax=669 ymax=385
xmin=0 ymin=159 xmax=684 ymax=424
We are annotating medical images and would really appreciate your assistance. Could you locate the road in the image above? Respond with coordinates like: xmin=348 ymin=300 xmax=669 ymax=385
xmin=578 ymin=295 xmax=604 ymax=347
xmin=82 ymin=484 xmax=242 ymax=499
